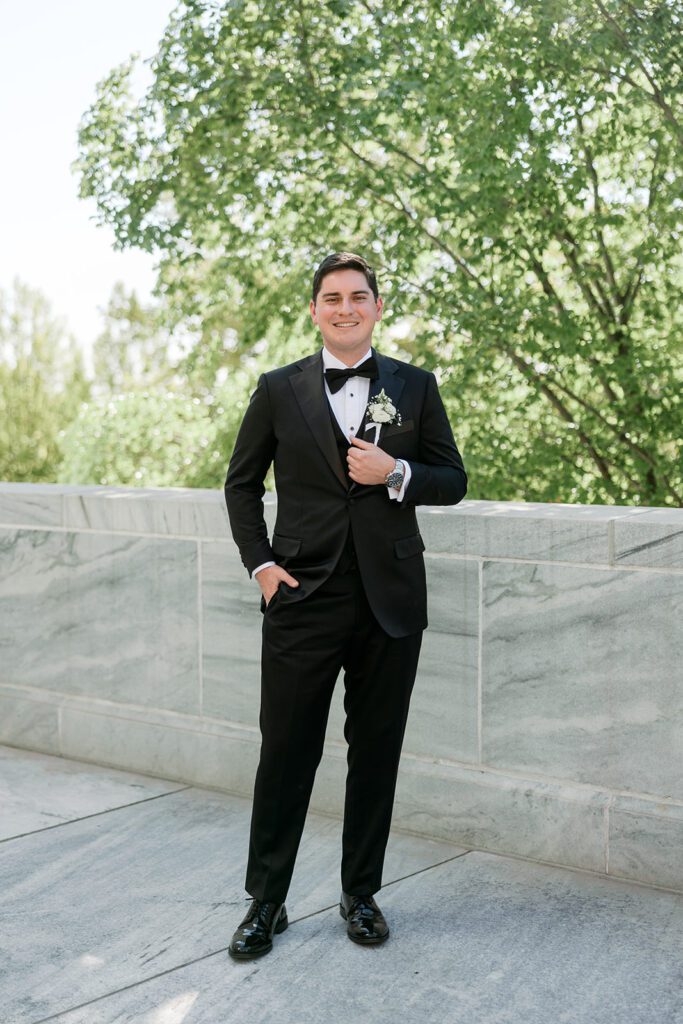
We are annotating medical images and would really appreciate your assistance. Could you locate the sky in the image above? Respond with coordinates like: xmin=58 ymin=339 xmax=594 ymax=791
xmin=0 ymin=0 xmax=179 ymax=373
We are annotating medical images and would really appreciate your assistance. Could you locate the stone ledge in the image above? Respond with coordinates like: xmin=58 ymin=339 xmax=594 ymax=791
xmin=1 ymin=484 xmax=681 ymax=569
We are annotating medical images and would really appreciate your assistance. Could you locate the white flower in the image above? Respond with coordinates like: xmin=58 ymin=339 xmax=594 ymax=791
xmin=372 ymin=408 xmax=392 ymax=423
xmin=365 ymin=388 xmax=402 ymax=431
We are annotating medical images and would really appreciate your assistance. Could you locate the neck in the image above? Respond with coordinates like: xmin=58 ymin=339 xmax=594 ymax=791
xmin=323 ymin=341 xmax=372 ymax=367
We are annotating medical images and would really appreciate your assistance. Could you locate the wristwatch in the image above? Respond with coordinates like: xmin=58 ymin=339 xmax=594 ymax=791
xmin=385 ymin=459 xmax=406 ymax=489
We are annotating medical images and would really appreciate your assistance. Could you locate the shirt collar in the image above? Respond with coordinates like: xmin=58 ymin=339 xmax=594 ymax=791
xmin=321 ymin=345 xmax=373 ymax=371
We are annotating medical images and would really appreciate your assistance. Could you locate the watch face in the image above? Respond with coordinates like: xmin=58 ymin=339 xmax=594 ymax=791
xmin=386 ymin=460 xmax=405 ymax=489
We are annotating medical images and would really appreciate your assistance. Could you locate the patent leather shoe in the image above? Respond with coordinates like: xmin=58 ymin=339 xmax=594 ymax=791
xmin=339 ymin=890 xmax=389 ymax=945
xmin=228 ymin=899 xmax=288 ymax=960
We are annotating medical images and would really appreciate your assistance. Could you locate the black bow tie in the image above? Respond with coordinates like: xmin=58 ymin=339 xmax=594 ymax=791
xmin=324 ymin=355 xmax=378 ymax=394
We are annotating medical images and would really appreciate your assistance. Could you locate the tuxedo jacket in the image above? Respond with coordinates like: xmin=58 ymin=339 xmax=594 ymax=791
xmin=224 ymin=347 xmax=467 ymax=637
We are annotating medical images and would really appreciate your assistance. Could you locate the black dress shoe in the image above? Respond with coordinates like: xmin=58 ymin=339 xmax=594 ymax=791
xmin=228 ymin=899 xmax=288 ymax=960
xmin=339 ymin=891 xmax=389 ymax=945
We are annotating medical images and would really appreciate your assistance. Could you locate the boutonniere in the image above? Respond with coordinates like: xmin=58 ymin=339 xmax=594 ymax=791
xmin=364 ymin=389 xmax=401 ymax=443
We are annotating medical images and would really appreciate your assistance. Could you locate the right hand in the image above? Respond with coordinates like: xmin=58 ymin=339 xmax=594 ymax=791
xmin=255 ymin=564 xmax=299 ymax=606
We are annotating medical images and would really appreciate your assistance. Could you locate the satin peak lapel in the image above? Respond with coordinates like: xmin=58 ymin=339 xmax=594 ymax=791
xmin=290 ymin=351 xmax=348 ymax=491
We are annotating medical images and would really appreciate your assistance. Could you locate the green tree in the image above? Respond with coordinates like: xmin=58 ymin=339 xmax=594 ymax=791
xmin=0 ymin=280 xmax=90 ymax=482
xmin=57 ymin=310 xmax=308 ymax=488
xmin=75 ymin=0 xmax=682 ymax=505
xmin=93 ymin=281 xmax=176 ymax=393
xmin=57 ymin=389 xmax=221 ymax=487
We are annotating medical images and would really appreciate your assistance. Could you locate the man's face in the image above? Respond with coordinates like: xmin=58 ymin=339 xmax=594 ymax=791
xmin=309 ymin=268 xmax=383 ymax=361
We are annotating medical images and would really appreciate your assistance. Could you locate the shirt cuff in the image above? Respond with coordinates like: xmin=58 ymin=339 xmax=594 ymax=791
xmin=387 ymin=460 xmax=411 ymax=501
xmin=252 ymin=560 xmax=276 ymax=579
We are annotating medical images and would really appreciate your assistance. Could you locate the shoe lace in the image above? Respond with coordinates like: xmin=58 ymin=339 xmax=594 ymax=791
xmin=348 ymin=894 xmax=376 ymax=916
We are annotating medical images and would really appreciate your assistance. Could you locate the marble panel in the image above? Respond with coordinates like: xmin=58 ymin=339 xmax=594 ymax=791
xmin=0 ymin=744 xmax=185 ymax=840
xmin=0 ymin=530 xmax=200 ymax=713
xmin=61 ymin=485 xmax=222 ymax=538
xmin=608 ymin=794 xmax=683 ymax=891
xmin=0 ymin=783 xmax=465 ymax=1024
xmin=59 ymin=707 xmax=262 ymax=797
xmin=0 ymin=485 xmax=62 ymax=527
xmin=48 ymin=851 xmax=683 ymax=1024
xmin=391 ymin=757 xmax=608 ymax=874
xmin=61 ymin=485 xmax=277 ymax=539
xmin=423 ymin=549 xmax=479 ymax=636
xmin=613 ymin=507 xmax=683 ymax=569
xmin=0 ymin=688 xmax=60 ymax=754
xmin=403 ymin=628 xmax=479 ymax=761
xmin=200 ymin=540 xmax=263 ymax=727
xmin=481 ymin=559 xmax=683 ymax=797
xmin=418 ymin=499 xmax=655 ymax=564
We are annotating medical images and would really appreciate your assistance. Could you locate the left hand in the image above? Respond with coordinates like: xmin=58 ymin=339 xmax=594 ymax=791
xmin=347 ymin=435 xmax=396 ymax=485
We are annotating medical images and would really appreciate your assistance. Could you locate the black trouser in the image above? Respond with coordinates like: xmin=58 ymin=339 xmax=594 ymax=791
xmin=245 ymin=566 xmax=423 ymax=904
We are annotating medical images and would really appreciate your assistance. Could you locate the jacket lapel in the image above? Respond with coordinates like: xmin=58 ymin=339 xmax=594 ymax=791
xmin=290 ymin=347 xmax=406 ymax=496
xmin=290 ymin=350 xmax=348 ymax=491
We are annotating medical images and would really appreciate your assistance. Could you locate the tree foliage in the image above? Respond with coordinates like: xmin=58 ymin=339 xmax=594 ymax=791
xmin=92 ymin=282 xmax=176 ymax=393
xmin=57 ymin=389 xmax=222 ymax=487
xmin=57 ymin=312 xmax=303 ymax=489
xmin=75 ymin=0 xmax=682 ymax=504
xmin=0 ymin=281 xmax=90 ymax=482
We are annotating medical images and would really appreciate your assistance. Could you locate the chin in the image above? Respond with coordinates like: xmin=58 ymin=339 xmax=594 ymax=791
xmin=335 ymin=332 xmax=370 ymax=346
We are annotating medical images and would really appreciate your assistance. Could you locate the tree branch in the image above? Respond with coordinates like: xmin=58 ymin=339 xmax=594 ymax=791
xmin=294 ymin=0 xmax=317 ymax=91
xmin=575 ymin=112 xmax=621 ymax=304
xmin=620 ymin=135 xmax=663 ymax=323
xmin=593 ymin=0 xmax=683 ymax=147
xmin=524 ymin=247 xmax=624 ymax=407
xmin=552 ymin=225 xmax=613 ymax=328
xmin=336 ymin=136 xmax=495 ymax=297
xmin=528 ymin=254 xmax=568 ymax=320
xmin=506 ymin=350 xmax=616 ymax=482
xmin=546 ymin=369 xmax=659 ymax=471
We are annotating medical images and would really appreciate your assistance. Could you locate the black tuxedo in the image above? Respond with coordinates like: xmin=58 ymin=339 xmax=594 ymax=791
xmin=225 ymin=347 xmax=467 ymax=637
xmin=224 ymin=346 xmax=467 ymax=903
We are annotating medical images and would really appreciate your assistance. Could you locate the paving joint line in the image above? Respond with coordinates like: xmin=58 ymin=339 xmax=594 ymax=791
xmin=26 ymin=850 xmax=473 ymax=1023
xmin=0 ymin=787 xmax=193 ymax=844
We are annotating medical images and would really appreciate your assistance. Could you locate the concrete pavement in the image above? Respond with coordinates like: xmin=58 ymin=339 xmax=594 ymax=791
xmin=1 ymin=744 xmax=682 ymax=1024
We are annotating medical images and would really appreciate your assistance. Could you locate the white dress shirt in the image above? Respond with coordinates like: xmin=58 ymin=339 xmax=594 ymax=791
xmin=253 ymin=346 xmax=411 ymax=579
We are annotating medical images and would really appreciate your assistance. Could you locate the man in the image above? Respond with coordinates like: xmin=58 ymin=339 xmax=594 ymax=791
xmin=224 ymin=251 xmax=467 ymax=959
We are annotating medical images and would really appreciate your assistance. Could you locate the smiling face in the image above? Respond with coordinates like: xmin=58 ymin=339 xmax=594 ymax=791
xmin=309 ymin=268 xmax=383 ymax=365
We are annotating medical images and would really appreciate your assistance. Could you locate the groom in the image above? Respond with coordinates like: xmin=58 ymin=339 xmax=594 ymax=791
xmin=224 ymin=251 xmax=467 ymax=959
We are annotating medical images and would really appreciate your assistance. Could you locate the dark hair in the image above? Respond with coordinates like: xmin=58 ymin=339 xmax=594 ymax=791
xmin=311 ymin=252 xmax=379 ymax=304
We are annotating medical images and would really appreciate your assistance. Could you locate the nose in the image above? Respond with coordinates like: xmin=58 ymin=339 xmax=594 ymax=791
xmin=339 ymin=297 xmax=355 ymax=314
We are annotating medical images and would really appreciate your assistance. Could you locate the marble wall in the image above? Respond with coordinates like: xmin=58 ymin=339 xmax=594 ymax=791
xmin=1 ymin=483 xmax=681 ymax=892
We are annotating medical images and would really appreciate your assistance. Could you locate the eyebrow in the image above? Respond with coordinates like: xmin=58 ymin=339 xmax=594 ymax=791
xmin=320 ymin=289 xmax=371 ymax=298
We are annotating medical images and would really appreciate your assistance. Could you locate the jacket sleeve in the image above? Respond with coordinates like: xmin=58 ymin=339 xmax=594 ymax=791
xmin=224 ymin=373 xmax=277 ymax=575
xmin=400 ymin=372 xmax=467 ymax=507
